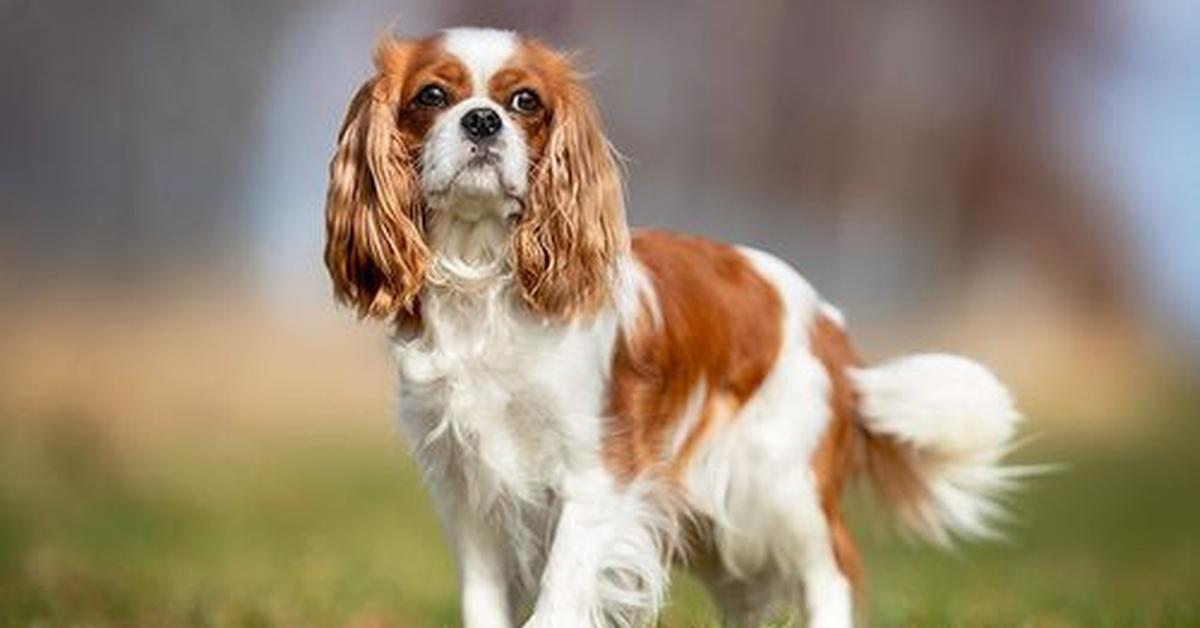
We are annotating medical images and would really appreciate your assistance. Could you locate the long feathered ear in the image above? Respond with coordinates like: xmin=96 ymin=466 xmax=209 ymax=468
xmin=324 ymin=42 xmax=426 ymax=324
xmin=512 ymin=74 xmax=630 ymax=320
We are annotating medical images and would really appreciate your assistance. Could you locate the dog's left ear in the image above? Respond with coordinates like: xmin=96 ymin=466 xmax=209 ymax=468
xmin=324 ymin=39 xmax=427 ymax=324
xmin=512 ymin=67 xmax=629 ymax=320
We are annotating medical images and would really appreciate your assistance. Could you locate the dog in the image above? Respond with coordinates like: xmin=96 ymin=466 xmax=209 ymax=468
xmin=324 ymin=27 xmax=1025 ymax=628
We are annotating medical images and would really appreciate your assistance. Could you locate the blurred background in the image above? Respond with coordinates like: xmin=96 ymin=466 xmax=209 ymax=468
xmin=1 ymin=1 xmax=1197 ymax=626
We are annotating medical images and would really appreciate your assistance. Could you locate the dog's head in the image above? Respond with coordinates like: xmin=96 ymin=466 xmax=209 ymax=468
xmin=324 ymin=28 xmax=627 ymax=324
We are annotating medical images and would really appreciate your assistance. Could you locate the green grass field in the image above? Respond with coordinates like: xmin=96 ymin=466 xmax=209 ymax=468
xmin=2 ymin=395 xmax=1198 ymax=627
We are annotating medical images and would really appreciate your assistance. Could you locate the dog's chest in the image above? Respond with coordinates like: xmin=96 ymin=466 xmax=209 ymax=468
xmin=392 ymin=288 xmax=616 ymax=504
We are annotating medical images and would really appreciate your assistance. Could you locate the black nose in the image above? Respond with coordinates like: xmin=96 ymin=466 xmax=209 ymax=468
xmin=461 ymin=107 xmax=502 ymax=141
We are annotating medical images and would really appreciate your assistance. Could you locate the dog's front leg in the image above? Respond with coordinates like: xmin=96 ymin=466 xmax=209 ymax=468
xmin=524 ymin=475 xmax=666 ymax=628
xmin=524 ymin=495 xmax=610 ymax=627
xmin=443 ymin=498 xmax=514 ymax=628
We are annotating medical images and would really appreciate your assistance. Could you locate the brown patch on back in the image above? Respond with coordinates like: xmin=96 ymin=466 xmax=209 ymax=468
xmin=808 ymin=312 xmax=866 ymax=590
xmin=603 ymin=230 xmax=784 ymax=481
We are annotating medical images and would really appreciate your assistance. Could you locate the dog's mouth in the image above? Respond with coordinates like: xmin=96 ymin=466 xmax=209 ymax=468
xmin=465 ymin=149 xmax=500 ymax=167
xmin=427 ymin=155 xmax=524 ymax=205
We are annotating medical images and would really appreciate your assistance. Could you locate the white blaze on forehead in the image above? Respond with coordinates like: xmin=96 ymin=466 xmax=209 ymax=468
xmin=442 ymin=27 xmax=517 ymax=96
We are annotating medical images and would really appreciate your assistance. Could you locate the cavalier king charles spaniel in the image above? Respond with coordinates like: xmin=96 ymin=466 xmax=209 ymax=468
xmin=324 ymin=27 xmax=1026 ymax=628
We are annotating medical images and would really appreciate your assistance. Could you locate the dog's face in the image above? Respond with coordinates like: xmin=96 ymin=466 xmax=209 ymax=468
xmin=324 ymin=28 xmax=628 ymax=324
xmin=416 ymin=30 xmax=540 ymax=218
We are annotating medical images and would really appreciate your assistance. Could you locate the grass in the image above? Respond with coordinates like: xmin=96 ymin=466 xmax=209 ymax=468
xmin=1 ymin=396 xmax=1198 ymax=627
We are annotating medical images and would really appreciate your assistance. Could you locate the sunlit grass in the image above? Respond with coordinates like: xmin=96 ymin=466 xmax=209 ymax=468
xmin=2 ymin=395 xmax=1198 ymax=627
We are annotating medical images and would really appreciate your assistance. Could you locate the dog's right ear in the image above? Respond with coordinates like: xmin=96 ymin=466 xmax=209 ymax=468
xmin=324 ymin=39 xmax=427 ymax=323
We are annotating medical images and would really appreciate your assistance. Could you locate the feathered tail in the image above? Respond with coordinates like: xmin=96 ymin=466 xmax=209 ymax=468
xmin=849 ymin=353 xmax=1034 ymax=545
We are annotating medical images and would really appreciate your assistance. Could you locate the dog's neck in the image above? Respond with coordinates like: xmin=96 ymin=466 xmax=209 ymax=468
xmin=409 ymin=195 xmax=528 ymax=350
xmin=423 ymin=194 xmax=519 ymax=298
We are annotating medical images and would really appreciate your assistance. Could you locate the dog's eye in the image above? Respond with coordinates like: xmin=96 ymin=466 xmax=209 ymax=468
xmin=509 ymin=89 xmax=542 ymax=114
xmin=414 ymin=84 xmax=449 ymax=108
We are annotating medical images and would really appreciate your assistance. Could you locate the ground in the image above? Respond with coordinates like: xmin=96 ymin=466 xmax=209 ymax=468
xmin=2 ymin=394 xmax=1197 ymax=627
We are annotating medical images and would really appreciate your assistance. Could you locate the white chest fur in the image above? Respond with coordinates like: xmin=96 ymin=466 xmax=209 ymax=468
xmin=392 ymin=263 xmax=618 ymax=512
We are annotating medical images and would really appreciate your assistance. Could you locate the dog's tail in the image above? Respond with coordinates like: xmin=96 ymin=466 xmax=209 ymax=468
xmin=849 ymin=353 xmax=1032 ymax=546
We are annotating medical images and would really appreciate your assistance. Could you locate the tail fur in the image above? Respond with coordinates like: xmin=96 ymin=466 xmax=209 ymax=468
xmin=849 ymin=353 xmax=1028 ymax=545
